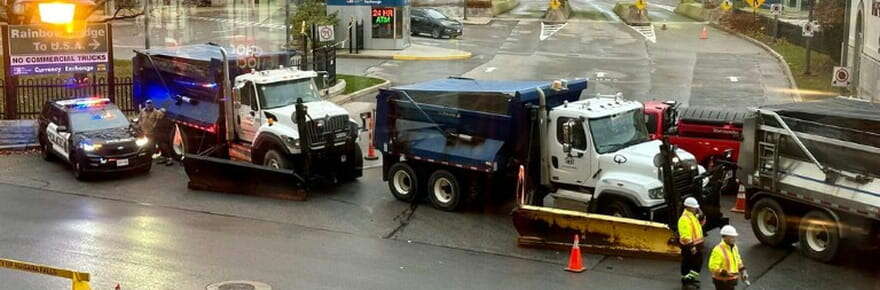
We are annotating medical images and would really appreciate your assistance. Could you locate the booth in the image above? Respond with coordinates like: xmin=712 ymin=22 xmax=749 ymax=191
xmin=327 ymin=0 xmax=410 ymax=50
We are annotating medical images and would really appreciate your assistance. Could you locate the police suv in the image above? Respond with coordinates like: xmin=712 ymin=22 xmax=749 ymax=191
xmin=38 ymin=98 xmax=153 ymax=179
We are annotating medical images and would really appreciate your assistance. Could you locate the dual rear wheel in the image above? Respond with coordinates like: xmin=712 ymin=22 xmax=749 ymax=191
xmin=387 ymin=162 xmax=463 ymax=211
xmin=751 ymin=196 xmax=841 ymax=263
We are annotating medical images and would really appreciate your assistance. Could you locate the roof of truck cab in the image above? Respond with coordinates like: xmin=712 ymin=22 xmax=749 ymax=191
xmin=392 ymin=78 xmax=588 ymax=100
xmin=554 ymin=97 xmax=643 ymax=118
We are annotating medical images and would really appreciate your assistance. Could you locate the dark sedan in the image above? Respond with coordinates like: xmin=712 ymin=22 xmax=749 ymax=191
xmin=411 ymin=8 xmax=462 ymax=39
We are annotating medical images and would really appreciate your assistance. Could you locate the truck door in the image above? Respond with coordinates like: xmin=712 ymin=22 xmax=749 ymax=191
xmin=549 ymin=116 xmax=591 ymax=186
xmin=236 ymin=81 xmax=260 ymax=143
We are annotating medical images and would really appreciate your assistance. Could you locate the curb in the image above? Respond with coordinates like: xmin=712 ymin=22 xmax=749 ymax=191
xmin=710 ymin=24 xmax=803 ymax=102
xmin=392 ymin=52 xmax=473 ymax=61
xmin=329 ymin=78 xmax=391 ymax=105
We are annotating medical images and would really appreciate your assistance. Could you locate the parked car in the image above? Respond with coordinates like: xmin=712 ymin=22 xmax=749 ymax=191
xmin=38 ymin=98 xmax=153 ymax=180
xmin=411 ymin=8 xmax=463 ymax=39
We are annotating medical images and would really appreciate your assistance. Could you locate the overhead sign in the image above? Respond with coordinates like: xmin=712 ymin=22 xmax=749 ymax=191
xmin=745 ymin=0 xmax=765 ymax=9
xmin=318 ymin=25 xmax=335 ymax=42
xmin=7 ymin=24 xmax=110 ymax=76
xmin=634 ymin=0 xmax=647 ymax=10
xmin=720 ymin=0 xmax=733 ymax=11
xmin=832 ymin=66 xmax=851 ymax=87
xmin=770 ymin=3 xmax=783 ymax=15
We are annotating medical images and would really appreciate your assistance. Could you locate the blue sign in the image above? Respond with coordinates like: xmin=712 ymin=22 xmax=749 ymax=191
xmin=327 ymin=0 xmax=406 ymax=6
xmin=11 ymin=63 xmax=106 ymax=76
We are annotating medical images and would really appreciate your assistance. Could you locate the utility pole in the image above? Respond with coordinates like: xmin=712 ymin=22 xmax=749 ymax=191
xmin=463 ymin=0 xmax=468 ymax=20
xmin=145 ymin=0 xmax=151 ymax=49
xmin=804 ymin=0 xmax=814 ymax=75
xmin=285 ymin=0 xmax=291 ymax=47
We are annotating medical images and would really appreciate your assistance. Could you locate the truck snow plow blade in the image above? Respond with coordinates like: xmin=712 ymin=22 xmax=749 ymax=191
xmin=513 ymin=205 xmax=681 ymax=260
xmin=183 ymin=154 xmax=308 ymax=201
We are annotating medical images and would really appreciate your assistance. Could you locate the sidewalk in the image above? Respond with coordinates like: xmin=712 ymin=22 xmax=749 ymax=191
xmin=337 ymin=44 xmax=472 ymax=61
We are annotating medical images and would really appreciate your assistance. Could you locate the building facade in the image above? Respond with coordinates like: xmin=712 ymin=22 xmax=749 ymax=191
xmin=846 ymin=0 xmax=880 ymax=101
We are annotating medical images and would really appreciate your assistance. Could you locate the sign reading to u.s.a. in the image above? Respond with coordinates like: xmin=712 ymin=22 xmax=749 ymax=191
xmin=6 ymin=24 xmax=110 ymax=76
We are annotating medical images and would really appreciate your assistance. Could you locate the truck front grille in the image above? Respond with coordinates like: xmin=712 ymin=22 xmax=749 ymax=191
xmin=672 ymin=167 xmax=699 ymax=196
xmin=306 ymin=115 xmax=349 ymax=146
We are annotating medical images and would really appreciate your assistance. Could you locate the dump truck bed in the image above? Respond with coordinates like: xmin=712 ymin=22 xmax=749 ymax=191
xmin=375 ymin=78 xmax=587 ymax=172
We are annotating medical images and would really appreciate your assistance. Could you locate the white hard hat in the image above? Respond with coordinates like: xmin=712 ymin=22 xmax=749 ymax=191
xmin=720 ymin=225 xmax=739 ymax=237
xmin=683 ymin=197 xmax=699 ymax=208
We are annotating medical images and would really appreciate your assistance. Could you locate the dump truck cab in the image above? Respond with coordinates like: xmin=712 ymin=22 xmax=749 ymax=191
xmin=546 ymin=96 xmax=702 ymax=221
xmin=231 ymin=67 xmax=358 ymax=171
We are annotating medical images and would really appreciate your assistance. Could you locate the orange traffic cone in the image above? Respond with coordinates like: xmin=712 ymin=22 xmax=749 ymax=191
xmin=699 ymin=26 xmax=709 ymax=40
xmin=565 ymin=234 xmax=586 ymax=273
xmin=364 ymin=111 xmax=379 ymax=160
xmin=731 ymin=186 xmax=746 ymax=213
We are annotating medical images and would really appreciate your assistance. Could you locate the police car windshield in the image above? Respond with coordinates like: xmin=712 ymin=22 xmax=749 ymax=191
xmin=69 ymin=107 xmax=130 ymax=132
xmin=258 ymin=78 xmax=322 ymax=109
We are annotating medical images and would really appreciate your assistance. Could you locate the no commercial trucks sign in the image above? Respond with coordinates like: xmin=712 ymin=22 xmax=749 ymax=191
xmin=6 ymin=24 xmax=110 ymax=76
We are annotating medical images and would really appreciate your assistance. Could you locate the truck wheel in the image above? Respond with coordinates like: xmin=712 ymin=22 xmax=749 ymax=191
xmin=428 ymin=170 xmax=462 ymax=211
xmin=388 ymin=162 xmax=419 ymax=202
xmin=751 ymin=197 xmax=796 ymax=247
xmin=263 ymin=149 xmax=291 ymax=169
xmin=339 ymin=146 xmax=364 ymax=182
xmin=798 ymin=210 xmax=841 ymax=263
xmin=599 ymin=198 xmax=636 ymax=218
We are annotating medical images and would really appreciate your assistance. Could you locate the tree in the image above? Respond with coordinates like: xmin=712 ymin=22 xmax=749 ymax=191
xmin=290 ymin=0 xmax=338 ymax=49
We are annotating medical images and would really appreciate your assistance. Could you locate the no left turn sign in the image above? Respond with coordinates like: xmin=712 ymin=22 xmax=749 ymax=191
xmin=832 ymin=66 xmax=850 ymax=87
xmin=318 ymin=25 xmax=335 ymax=42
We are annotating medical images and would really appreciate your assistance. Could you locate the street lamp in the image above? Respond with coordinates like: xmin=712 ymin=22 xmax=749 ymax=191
xmin=10 ymin=0 xmax=96 ymax=32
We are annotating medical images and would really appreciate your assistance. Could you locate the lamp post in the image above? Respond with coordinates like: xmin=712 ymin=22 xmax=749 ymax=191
xmin=145 ymin=0 xmax=151 ymax=49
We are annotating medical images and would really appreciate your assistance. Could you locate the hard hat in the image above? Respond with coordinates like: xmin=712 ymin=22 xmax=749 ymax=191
xmin=720 ymin=225 xmax=739 ymax=237
xmin=145 ymin=99 xmax=153 ymax=104
xmin=684 ymin=197 xmax=699 ymax=208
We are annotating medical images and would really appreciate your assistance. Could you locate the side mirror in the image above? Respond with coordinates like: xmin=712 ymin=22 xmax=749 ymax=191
xmin=56 ymin=126 xmax=68 ymax=133
xmin=561 ymin=120 xmax=574 ymax=153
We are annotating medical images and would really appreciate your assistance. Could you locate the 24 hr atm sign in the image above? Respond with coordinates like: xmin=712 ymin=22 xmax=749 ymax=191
xmin=6 ymin=24 xmax=110 ymax=76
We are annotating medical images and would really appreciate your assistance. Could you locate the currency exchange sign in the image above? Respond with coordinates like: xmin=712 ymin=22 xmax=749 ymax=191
xmin=6 ymin=24 xmax=110 ymax=76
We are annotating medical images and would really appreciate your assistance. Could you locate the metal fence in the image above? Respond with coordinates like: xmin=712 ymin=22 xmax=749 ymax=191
xmin=1 ymin=77 xmax=135 ymax=119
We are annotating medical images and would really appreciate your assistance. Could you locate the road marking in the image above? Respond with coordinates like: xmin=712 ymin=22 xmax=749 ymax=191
xmin=485 ymin=67 xmax=497 ymax=73
xmin=652 ymin=3 xmax=677 ymax=12
xmin=539 ymin=22 xmax=567 ymax=41
xmin=729 ymin=76 xmax=740 ymax=82
xmin=628 ymin=24 xmax=657 ymax=43
xmin=596 ymin=72 xmax=606 ymax=78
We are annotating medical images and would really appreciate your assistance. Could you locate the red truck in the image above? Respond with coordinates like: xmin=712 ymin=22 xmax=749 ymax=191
xmin=643 ymin=101 xmax=745 ymax=168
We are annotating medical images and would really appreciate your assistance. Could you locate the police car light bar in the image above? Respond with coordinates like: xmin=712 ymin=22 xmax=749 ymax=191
xmin=57 ymin=98 xmax=112 ymax=109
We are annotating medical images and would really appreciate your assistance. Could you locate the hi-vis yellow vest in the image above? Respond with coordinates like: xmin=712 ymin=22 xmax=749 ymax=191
xmin=677 ymin=210 xmax=704 ymax=246
xmin=709 ymin=242 xmax=744 ymax=280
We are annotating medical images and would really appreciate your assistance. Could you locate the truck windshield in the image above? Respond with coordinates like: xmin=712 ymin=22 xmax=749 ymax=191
xmin=69 ymin=107 xmax=130 ymax=132
xmin=589 ymin=109 xmax=649 ymax=154
xmin=257 ymin=79 xmax=321 ymax=109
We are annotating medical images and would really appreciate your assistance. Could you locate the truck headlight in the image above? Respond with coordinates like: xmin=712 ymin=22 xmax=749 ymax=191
xmin=649 ymin=187 xmax=665 ymax=199
xmin=135 ymin=137 xmax=149 ymax=147
xmin=285 ymin=136 xmax=300 ymax=149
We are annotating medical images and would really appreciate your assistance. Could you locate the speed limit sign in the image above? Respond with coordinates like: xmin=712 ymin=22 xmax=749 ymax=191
xmin=832 ymin=66 xmax=850 ymax=87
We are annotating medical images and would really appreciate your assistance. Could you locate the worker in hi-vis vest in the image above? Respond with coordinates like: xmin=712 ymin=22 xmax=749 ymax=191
xmin=678 ymin=197 xmax=706 ymax=287
xmin=709 ymin=225 xmax=749 ymax=290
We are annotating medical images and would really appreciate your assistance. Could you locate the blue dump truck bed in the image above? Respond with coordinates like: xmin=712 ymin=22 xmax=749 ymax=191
xmin=132 ymin=44 xmax=296 ymax=131
xmin=375 ymin=78 xmax=587 ymax=173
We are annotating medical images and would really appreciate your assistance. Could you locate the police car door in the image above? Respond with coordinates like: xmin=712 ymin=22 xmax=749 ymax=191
xmin=46 ymin=109 xmax=71 ymax=160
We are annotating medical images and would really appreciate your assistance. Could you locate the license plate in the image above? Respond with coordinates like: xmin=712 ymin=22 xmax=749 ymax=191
xmin=117 ymin=159 xmax=129 ymax=167
xmin=336 ymin=132 xmax=348 ymax=139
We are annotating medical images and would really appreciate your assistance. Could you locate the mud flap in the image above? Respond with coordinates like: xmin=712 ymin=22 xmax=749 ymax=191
xmin=183 ymin=154 xmax=308 ymax=201
xmin=513 ymin=205 xmax=682 ymax=260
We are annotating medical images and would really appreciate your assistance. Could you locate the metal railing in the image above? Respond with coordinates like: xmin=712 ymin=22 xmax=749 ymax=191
xmin=0 ymin=77 xmax=135 ymax=119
